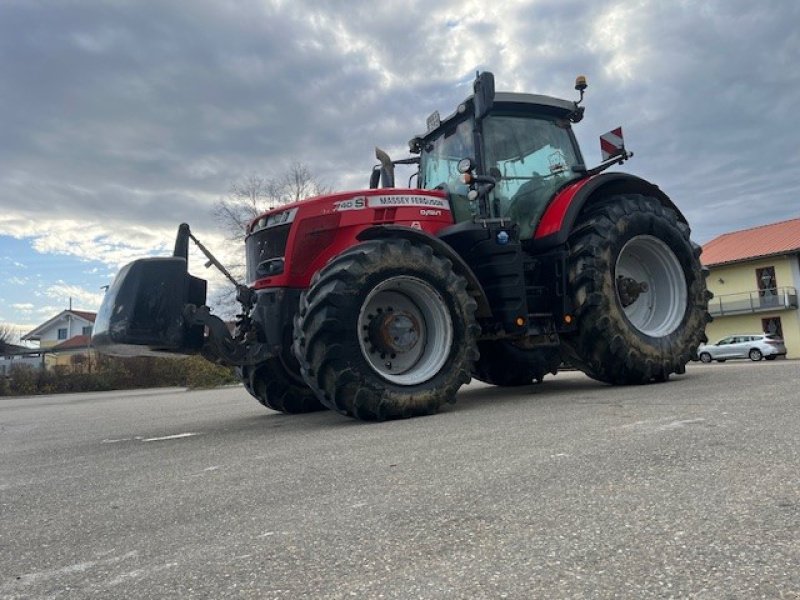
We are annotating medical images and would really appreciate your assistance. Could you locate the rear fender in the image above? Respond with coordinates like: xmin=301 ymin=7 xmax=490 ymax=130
xmin=531 ymin=173 xmax=687 ymax=250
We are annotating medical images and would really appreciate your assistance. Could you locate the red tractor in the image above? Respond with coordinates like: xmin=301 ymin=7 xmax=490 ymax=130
xmin=93 ymin=72 xmax=711 ymax=420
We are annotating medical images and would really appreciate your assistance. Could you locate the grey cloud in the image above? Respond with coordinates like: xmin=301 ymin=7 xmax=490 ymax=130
xmin=1 ymin=0 xmax=798 ymax=250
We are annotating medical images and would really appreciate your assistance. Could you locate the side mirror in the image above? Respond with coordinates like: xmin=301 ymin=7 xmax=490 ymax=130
xmin=473 ymin=71 xmax=495 ymax=119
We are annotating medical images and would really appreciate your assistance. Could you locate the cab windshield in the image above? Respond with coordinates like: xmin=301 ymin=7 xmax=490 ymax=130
xmin=483 ymin=114 xmax=582 ymax=237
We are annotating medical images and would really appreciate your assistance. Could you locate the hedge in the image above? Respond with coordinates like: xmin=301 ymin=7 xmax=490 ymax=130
xmin=0 ymin=355 xmax=237 ymax=397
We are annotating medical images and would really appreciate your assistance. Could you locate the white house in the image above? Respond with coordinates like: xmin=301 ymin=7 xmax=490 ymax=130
xmin=21 ymin=310 xmax=97 ymax=349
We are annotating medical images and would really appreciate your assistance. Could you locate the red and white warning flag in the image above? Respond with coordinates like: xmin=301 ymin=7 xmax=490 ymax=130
xmin=600 ymin=127 xmax=625 ymax=161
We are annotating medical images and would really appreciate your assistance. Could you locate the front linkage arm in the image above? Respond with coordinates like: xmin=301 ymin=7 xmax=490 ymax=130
xmin=185 ymin=304 xmax=277 ymax=366
xmin=175 ymin=223 xmax=273 ymax=366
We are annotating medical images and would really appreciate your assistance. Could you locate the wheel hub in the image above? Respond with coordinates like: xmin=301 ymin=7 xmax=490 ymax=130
xmin=368 ymin=310 xmax=420 ymax=354
xmin=614 ymin=235 xmax=688 ymax=337
xmin=616 ymin=275 xmax=650 ymax=308
xmin=357 ymin=276 xmax=453 ymax=385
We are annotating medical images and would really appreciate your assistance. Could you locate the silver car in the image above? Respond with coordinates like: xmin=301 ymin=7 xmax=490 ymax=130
xmin=697 ymin=333 xmax=787 ymax=363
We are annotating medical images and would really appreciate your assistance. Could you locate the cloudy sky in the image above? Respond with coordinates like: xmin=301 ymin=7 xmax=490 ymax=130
xmin=1 ymin=0 xmax=798 ymax=340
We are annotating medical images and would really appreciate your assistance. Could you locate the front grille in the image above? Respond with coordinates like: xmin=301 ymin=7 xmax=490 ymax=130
xmin=246 ymin=224 xmax=290 ymax=283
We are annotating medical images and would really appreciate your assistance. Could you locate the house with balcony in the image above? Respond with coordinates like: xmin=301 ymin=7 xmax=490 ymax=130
xmin=701 ymin=218 xmax=800 ymax=358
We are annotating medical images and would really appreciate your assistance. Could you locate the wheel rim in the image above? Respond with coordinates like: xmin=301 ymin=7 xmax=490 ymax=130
xmin=700 ymin=353 xmax=711 ymax=363
xmin=357 ymin=276 xmax=453 ymax=385
xmin=750 ymin=349 xmax=761 ymax=361
xmin=615 ymin=235 xmax=688 ymax=337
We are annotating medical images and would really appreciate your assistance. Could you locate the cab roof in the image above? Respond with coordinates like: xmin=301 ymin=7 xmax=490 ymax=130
xmin=410 ymin=92 xmax=578 ymax=151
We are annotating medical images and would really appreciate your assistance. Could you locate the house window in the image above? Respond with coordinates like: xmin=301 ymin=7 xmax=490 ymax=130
xmin=57 ymin=328 xmax=68 ymax=340
xmin=82 ymin=326 xmax=93 ymax=336
xmin=762 ymin=317 xmax=783 ymax=338
xmin=756 ymin=266 xmax=778 ymax=307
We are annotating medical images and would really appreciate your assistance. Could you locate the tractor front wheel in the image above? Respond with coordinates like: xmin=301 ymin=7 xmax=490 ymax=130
xmin=239 ymin=351 xmax=326 ymax=414
xmin=561 ymin=194 xmax=711 ymax=384
xmin=294 ymin=239 xmax=478 ymax=420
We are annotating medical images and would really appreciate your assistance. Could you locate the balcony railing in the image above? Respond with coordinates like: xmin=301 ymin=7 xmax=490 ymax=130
xmin=708 ymin=287 xmax=798 ymax=317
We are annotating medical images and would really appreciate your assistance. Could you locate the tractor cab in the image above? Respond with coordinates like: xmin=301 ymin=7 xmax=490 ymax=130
xmin=412 ymin=75 xmax=587 ymax=238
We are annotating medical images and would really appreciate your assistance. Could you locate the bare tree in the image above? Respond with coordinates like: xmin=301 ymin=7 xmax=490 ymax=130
xmin=213 ymin=174 xmax=272 ymax=242
xmin=273 ymin=161 xmax=329 ymax=205
xmin=214 ymin=162 xmax=329 ymax=242
xmin=0 ymin=323 xmax=16 ymax=354
xmin=210 ymin=162 xmax=329 ymax=316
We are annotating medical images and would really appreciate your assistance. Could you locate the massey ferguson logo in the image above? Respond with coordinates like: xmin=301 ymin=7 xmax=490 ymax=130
xmin=367 ymin=195 xmax=450 ymax=210
xmin=333 ymin=194 xmax=450 ymax=212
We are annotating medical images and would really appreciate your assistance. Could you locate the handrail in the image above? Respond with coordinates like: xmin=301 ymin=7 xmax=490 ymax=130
xmin=709 ymin=286 xmax=798 ymax=316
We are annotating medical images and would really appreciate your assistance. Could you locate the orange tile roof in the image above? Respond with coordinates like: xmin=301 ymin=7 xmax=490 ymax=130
xmin=701 ymin=217 xmax=800 ymax=267
xmin=51 ymin=335 xmax=91 ymax=351
xmin=70 ymin=310 xmax=97 ymax=323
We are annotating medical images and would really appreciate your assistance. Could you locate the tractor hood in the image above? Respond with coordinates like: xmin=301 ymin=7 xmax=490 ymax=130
xmin=244 ymin=188 xmax=454 ymax=289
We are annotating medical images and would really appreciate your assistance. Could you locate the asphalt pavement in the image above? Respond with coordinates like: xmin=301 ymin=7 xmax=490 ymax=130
xmin=1 ymin=361 xmax=799 ymax=599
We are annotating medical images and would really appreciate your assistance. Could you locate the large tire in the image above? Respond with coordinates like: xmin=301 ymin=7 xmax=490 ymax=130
xmin=561 ymin=194 xmax=711 ymax=384
xmin=472 ymin=341 xmax=560 ymax=386
xmin=294 ymin=239 xmax=479 ymax=421
xmin=238 ymin=351 xmax=326 ymax=414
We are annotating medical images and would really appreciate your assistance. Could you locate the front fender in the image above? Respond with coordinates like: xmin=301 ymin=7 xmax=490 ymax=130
xmin=356 ymin=225 xmax=492 ymax=318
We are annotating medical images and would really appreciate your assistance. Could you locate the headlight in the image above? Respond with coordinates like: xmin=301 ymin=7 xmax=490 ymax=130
xmin=457 ymin=158 xmax=474 ymax=174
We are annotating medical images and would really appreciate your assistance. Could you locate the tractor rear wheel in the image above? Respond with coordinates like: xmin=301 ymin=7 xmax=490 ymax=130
xmin=239 ymin=350 xmax=326 ymax=414
xmin=294 ymin=239 xmax=478 ymax=420
xmin=472 ymin=341 xmax=560 ymax=386
xmin=561 ymin=194 xmax=711 ymax=384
